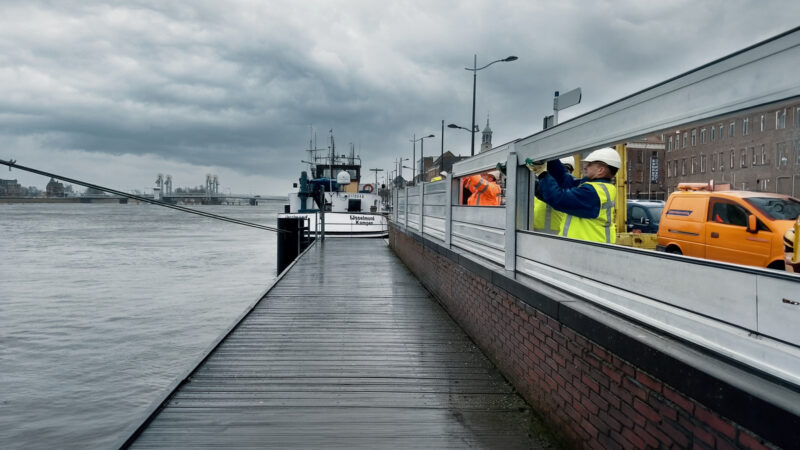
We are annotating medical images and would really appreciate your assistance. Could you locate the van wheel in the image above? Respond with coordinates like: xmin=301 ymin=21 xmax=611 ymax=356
xmin=767 ymin=260 xmax=785 ymax=271
xmin=666 ymin=246 xmax=682 ymax=255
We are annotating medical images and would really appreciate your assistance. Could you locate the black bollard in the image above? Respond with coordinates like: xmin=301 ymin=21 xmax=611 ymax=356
xmin=277 ymin=217 xmax=305 ymax=274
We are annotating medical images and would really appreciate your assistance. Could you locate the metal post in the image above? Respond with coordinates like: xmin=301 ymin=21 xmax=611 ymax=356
xmin=412 ymin=133 xmax=416 ymax=183
xmin=444 ymin=173 xmax=453 ymax=247
xmin=419 ymin=182 xmax=425 ymax=233
xmin=470 ymin=54 xmax=477 ymax=157
xmin=504 ymin=150 xmax=517 ymax=271
xmin=440 ymin=120 xmax=445 ymax=175
xmin=553 ymin=91 xmax=559 ymax=126
xmin=420 ymin=137 xmax=424 ymax=182
xmin=405 ymin=186 xmax=409 ymax=228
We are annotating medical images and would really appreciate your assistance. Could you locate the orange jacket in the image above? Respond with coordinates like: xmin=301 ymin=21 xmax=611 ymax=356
xmin=463 ymin=175 xmax=502 ymax=206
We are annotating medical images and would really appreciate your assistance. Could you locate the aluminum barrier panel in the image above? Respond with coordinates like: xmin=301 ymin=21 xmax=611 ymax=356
xmin=407 ymin=185 xmax=420 ymax=231
xmin=422 ymin=181 xmax=447 ymax=242
xmin=451 ymin=206 xmax=506 ymax=265
xmin=396 ymin=189 xmax=406 ymax=224
xmin=515 ymin=230 xmax=800 ymax=386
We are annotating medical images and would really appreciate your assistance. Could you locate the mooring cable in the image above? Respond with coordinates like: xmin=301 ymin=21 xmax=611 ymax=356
xmin=0 ymin=158 xmax=286 ymax=233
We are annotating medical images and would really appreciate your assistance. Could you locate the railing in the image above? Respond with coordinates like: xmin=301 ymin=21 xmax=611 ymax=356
xmin=390 ymin=27 xmax=800 ymax=387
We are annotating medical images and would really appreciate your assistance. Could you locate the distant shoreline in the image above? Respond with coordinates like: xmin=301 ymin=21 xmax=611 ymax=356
xmin=0 ymin=196 xmax=287 ymax=204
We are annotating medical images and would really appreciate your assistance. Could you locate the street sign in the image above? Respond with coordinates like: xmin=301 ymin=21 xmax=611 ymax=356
xmin=554 ymin=88 xmax=582 ymax=111
xmin=650 ymin=157 xmax=659 ymax=182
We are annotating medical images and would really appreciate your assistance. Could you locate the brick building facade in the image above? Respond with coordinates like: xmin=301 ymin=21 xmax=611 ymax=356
xmin=626 ymin=96 xmax=800 ymax=198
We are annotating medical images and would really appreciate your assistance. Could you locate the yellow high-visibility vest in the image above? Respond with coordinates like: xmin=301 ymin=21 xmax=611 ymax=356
xmin=560 ymin=181 xmax=617 ymax=244
xmin=533 ymin=196 xmax=565 ymax=234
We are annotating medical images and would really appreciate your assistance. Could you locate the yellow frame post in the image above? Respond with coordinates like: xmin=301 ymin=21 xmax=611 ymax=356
xmin=615 ymin=144 xmax=627 ymax=233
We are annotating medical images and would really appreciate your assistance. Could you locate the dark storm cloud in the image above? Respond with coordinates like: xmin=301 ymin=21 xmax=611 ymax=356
xmin=1 ymin=0 xmax=799 ymax=193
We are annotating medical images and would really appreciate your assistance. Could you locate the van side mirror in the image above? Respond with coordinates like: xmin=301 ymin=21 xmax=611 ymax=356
xmin=746 ymin=214 xmax=758 ymax=233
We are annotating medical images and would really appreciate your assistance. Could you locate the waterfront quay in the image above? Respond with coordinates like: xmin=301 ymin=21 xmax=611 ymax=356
xmin=121 ymin=238 xmax=556 ymax=449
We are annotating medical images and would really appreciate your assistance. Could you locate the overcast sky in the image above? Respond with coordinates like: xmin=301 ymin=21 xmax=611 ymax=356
xmin=2 ymin=0 xmax=799 ymax=195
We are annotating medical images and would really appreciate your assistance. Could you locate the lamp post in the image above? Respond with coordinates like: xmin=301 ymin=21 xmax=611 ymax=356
xmin=440 ymin=120 xmax=444 ymax=175
xmin=397 ymin=158 xmax=408 ymax=183
xmin=369 ymin=168 xmax=383 ymax=188
xmin=410 ymin=134 xmax=435 ymax=183
xmin=465 ymin=54 xmax=518 ymax=156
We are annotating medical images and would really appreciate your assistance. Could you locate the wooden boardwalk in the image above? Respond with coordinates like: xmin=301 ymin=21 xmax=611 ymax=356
xmin=127 ymin=239 xmax=553 ymax=449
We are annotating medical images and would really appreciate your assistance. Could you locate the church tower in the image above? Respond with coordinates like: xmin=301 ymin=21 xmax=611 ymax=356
xmin=480 ymin=116 xmax=493 ymax=153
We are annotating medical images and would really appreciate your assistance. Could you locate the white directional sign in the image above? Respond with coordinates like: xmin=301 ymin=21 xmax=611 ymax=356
xmin=554 ymin=87 xmax=582 ymax=111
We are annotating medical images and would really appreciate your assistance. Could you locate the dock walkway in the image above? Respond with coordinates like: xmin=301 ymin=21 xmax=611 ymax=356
xmin=127 ymin=239 xmax=554 ymax=448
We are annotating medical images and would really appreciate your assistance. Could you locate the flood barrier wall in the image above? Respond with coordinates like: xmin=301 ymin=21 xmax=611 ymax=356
xmin=390 ymin=224 xmax=799 ymax=448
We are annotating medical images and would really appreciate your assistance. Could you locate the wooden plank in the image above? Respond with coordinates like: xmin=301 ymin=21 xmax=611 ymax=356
xmin=127 ymin=239 xmax=554 ymax=449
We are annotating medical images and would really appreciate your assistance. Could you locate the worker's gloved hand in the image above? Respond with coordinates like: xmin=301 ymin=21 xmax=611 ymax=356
xmin=525 ymin=158 xmax=547 ymax=177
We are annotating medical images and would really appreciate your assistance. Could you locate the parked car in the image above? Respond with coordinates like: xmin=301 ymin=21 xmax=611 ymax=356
xmin=627 ymin=199 xmax=664 ymax=234
xmin=656 ymin=184 xmax=800 ymax=270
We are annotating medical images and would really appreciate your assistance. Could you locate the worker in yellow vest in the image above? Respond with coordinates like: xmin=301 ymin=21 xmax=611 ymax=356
xmin=533 ymin=157 xmax=574 ymax=234
xmin=528 ymin=148 xmax=620 ymax=244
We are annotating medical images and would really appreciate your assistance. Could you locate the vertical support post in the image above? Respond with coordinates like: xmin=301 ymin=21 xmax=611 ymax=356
xmin=504 ymin=150 xmax=517 ymax=271
xmin=419 ymin=182 xmax=425 ymax=233
xmin=615 ymin=144 xmax=628 ymax=233
xmin=393 ymin=188 xmax=398 ymax=223
xmin=516 ymin=151 xmax=530 ymax=231
xmin=444 ymin=174 xmax=453 ymax=247
xmin=404 ymin=186 xmax=409 ymax=228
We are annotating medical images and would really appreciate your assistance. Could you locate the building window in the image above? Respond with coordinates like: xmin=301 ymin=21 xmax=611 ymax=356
xmin=742 ymin=117 xmax=749 ymax=135
xmin=795 ymin=139 xmax=800 ymax=165
xmin=668 ymin=136 xmax=672 ymax=152
xmin=700 ymin=154 xmax=706 ymax=173
xmin=751 ymin=146 xmax=757 ymax=166
xmin=691 ymin=129 xmax=697 ymax=146
xmin=711 ymin=126 xmax=716 ymax=141
xmin=776 ymin=109 xmax=786 ymax=129
xmin=711 ymin=153 xmax=717 ymax=172
xmin=681 ymin=159 xmax=686 ymax=175
xmin=760 ymin=144 xmax=767 ymax=165
xmin=700 ymin=128 xmax=706 ymax=144
xmin=683 ymin=132 xmax=688 ymax=148
xmin=691 ymin=156 xmax=697 ymax=174
xmin=740 ymin=149 xmax=747 ymax=168
xmin=719 ymin=124 xmax=724 ymax=140
xmin=795 ymin=107 xmax=800 ymax=129
xmin=674 ymin=160 xmax=678 ymax=177
xmin=777 ymin=142 xmax=788 ymax=167
xmin=761 ymin=114 xmax=765 ymax=131
xmin=728 ymin=151 xmax=733 ymax=170
xmin=729 ymin=121 xmax=735 ymax=137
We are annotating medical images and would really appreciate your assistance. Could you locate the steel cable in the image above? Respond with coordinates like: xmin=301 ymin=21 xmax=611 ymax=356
xmin=0 ymin=158 xmax=286 ymax=233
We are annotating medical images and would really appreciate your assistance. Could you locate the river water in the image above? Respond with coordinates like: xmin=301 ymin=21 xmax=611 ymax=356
xmin=0 ymin=201 xmax=283 ymax=449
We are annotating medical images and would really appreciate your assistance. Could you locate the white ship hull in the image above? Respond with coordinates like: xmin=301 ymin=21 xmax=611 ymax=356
xmin=279 ymin=211 xmax=388 ymax=238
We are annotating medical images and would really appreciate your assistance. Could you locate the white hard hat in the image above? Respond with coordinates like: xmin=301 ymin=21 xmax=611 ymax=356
xmin=559 ymin=156 xmax=575 ymax=168
xmin=584 ymin=147 xmax=621 ymax=169
xmin=486 ymin=170 xmax=501 ymax=180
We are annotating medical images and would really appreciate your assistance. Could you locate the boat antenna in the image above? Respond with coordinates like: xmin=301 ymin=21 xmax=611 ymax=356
xmin=0 ymin=158 xmax=285 ymax=233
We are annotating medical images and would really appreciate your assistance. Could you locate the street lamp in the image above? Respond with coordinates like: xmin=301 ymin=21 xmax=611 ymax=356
xmin=397 ymin=157 xmax=409 ymax=182
xmin=369 ymin=168 xmax=383 ymax=188
xmin=448 ymin=123 xmax=479 ymax=132
xmin=465 ymin=54 xmax=518 ymax=156
xmin=410 ymin=134 xmax=435 ymax=183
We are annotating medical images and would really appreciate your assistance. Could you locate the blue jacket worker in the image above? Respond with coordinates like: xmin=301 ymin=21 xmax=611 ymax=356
xmin=527 ymin=147 xmax=620 ymax=244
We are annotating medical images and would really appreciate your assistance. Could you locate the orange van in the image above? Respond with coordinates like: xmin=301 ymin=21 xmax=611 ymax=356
xmin=657 ymin=183 xmax=800 ymax=270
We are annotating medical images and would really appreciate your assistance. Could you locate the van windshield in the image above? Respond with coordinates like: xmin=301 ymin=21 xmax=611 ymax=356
xmin=745 ymin=197 xmax=800 ymax=220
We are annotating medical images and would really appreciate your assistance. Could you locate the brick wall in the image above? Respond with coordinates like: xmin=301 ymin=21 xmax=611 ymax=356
xmin=390 ymin=225 xmax=791 ymax=449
